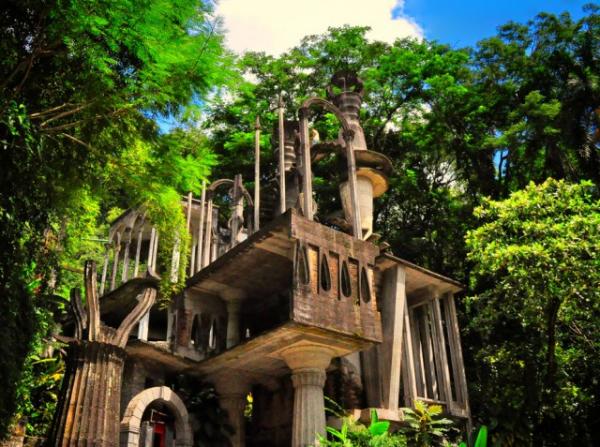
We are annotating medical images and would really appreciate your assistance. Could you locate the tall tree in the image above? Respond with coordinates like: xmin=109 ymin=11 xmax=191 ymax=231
xmin=0 ymin=0 xmax=228 ymax=436
xmin=465 ymin=179 xmax=600 ymax=446
xmin=472 ymin=5 xmax=600 ymax=194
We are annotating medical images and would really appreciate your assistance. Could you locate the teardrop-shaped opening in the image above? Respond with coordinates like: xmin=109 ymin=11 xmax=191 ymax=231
xmin=191 ymin=314 xmax=200 ymax=347
xmin=297 ymin=244 xmax=310 ymax=285
xmin=341 ymin=261 xmax=352 ymax=298
xmin=208 ymin=318 xmax=217 ymax=350
xmin=320 ymin=254 xmax=331 ymax=292
xmin=360 ymin=267 xmax=371 ymax=303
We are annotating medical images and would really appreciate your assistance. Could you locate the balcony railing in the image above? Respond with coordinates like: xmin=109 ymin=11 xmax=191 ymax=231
xmin=99 ymin=175 xmax=254 ymax=296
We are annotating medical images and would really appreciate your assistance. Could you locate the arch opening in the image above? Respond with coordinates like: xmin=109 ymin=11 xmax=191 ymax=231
xmin=121 ymin=386 xmax=192 ymax=447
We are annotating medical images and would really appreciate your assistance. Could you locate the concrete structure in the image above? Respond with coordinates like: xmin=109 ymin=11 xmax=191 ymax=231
xmin=48 ymin=71 xmax=470 ymax=447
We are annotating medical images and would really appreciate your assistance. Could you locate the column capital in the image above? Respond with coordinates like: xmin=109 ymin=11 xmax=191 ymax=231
xmin=291 ymin=370 xmax=326 ymax=388
xmin=280 ymin=344 xmax=335 ymax=372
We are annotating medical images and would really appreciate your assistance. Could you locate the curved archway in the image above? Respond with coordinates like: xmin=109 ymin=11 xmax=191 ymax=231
xmin=120 ymin=386 xmax=192 ymax=447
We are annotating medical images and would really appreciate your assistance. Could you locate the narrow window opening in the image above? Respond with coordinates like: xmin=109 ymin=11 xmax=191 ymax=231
xmin=341 ymin=261 xmax=352 ymax=298
xmin=190 ymin=314 xmax=200 ymax=347
xmin=208 ymin=319 xmax=217 ymax=350
xmin=320 ymin=254 xmax=331 ymax=292
xmin=297 ymin=244 xmax=310 ymax=285
xmin=360 ymin=267 xmax=371 ymax=303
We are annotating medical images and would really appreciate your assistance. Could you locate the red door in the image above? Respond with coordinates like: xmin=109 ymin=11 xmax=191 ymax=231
xmin=152 ymin=422 xmax=166 ymax=447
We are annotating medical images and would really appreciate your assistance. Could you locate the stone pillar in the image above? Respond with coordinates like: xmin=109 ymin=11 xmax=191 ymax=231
xmin=281 ymin=345 xmax=334 ymax=447
xmin=46 ymin=261 xmax=157 ymax=447
xmin=221 ymin=288 xmax=246 ymax=349
xmin=48 ymin=341 xmax=126 ymax=446
xmin=213 ymin=376 xmax=251 ymax=447
xmin=226 ymin=300 xmax=242 ymax=348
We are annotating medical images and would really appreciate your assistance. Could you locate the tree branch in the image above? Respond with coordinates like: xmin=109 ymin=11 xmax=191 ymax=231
xmin=42 ymin=105 xmax=134 ymax=133
xmin=59 ymin=132 xmax=91 ymax=149
xmin=40 ymin=102 xmax=94 ymax=128
xmin=29 ymin=103 xmax=76 ymax=119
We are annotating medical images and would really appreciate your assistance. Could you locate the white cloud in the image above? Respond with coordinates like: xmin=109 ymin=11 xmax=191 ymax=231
xmin=215 ymin=0 xmax=423 ymax=55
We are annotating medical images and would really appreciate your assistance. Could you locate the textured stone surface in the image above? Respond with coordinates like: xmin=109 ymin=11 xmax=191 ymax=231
xmin=281 ymin=345 xmax=334 ymax=447
xmin=47 ymin=261 xmax=157 ymax=447
xmin=47 ymin=341 xmax=126 ymax=447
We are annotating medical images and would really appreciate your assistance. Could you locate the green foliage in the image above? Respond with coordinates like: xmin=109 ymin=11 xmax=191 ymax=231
xmin=473 ymin=5 xmax=600 ymax=191
xmin=465 ymin=179 xmax=600 ymax=445
xmin=0 ymin=0 xmax=228 ymax=437
xmin=318 ymin=409 xmax=407 ymax=447
xmin=100 ymin=127 xmax=216 ymax=301
xmin=456 ymin=425 xmax=487 ymax=447
xmin=474 ymin=426 xmax=488 ymax=447
xmin=319 ymin=400 xmax=464 ymax=447
xmin=14 ymin=337 xmax=65 ymax=436
xmin=400 ymin=400 xmax=455 ymax=447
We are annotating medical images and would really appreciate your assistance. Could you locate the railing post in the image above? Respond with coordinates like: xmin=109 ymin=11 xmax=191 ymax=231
xmin=121 ymin=228 xmax=132 ymax=283
xmin=254 ymin=117 xmax=261 ymax=231
xmin=196 ymin=180 xmax=207 ymax=273
xmin=343 ymin=131 xmax=362 ymax=239
xmin=278 ymin=95 xmax=286 ymax=215
xmin=110 ymin=232 xmax=122 ymax=291
xmin=99 ymin=243 xmax=110 ymax=296
xmin=133 ymin=218 xmax=144 ymax=278
xmin=202 ymin=198 xmax=213 ymax=268
xmin=299 ymin=107 xmax=313 ymax=221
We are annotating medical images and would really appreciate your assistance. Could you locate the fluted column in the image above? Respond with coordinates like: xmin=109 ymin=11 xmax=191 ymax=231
xmin=281 ymin=345 xmax=334 ymax=447
xmin=47 ymin=261 xmax=157 ymax=447
xmin=48 ymin=341 xmax=126 ymax=446
xmin=213 ymin=376 xmax=251 ymax=447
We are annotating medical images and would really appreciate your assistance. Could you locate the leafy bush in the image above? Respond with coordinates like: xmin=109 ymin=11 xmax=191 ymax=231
xmin=400 ymin=400 xmax=455 ymax=446
xmin=319 ymin=400 xmax=467 ymax=447
xmin=318 ymin=409 xmax=407 ymax=447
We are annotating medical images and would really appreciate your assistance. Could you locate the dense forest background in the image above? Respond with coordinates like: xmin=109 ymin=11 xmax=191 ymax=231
xmin=0 ymin=1 xmax=598 ymax=446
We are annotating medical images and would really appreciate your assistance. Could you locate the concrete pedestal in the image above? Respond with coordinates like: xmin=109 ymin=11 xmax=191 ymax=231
xmin=281 ymin=345 xmax=334 ymax=447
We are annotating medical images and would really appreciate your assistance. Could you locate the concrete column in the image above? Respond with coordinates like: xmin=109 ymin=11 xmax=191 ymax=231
xmin=221 ymin=288 xmax=246 ymax=349
xmin=47 ymin=341 xmax=126 ymax=447
xmin=137 ymin=310 xmax=150 ymax=341
xmin=281 ymin=345 xmax=334 ymax=447
xmin=226 ymin=300 xmax=242 ymax=348
xmin=213 ymin=376 xmax=251 ymax=447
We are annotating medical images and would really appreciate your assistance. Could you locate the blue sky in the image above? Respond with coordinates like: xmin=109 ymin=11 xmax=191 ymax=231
xmin=158 ymin=0 xmax=594 ymax=132
xmin=215 ymin=0 xmax=594 ymax=54
xmin=400 ymin=0 xmax=591 ymax=48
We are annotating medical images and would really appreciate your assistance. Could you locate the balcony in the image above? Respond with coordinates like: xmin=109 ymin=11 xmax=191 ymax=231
xmin=173 ymin=209 xmax=382 ymax=381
